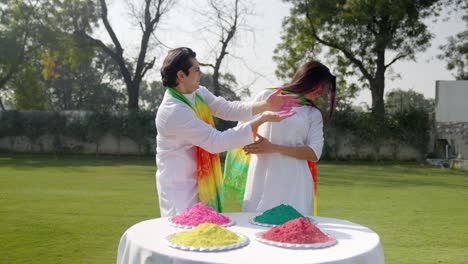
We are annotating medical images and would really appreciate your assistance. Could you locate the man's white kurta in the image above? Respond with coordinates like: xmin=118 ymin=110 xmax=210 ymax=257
xmin=242 ymin=90 xmax=324 ymax=216
xmin=155 ymin=86 xmax=255 ymax=217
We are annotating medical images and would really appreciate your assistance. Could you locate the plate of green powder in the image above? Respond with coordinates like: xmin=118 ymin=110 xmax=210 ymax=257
xmin=250 ymin=216 xmax=317 ymax=227
xmin=164 ymin=223 xmax=250 ymax=252
xmin=250 ymin=204 xmax=317 ymax=227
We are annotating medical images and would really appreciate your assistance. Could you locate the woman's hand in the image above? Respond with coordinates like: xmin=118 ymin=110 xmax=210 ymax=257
xmin=244 ymin=134 xmax=318 ymax=160
xmin=244 ymin=135 xmax=276 ymax=154
xmin=266 ymin=88 xmax=300 ymax=112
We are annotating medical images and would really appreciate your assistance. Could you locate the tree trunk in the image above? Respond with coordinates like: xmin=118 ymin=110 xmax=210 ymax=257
xmin=370 ymin=79 xmax=385 ymax=119
xmin=212 ymin=70 xmax=220 ymax=96
xmin=371 ymin=50 xmax=386 ymax=120
xmin=0 ymin=96 xmax=5 ymax=110
xmin=127 ymin=81 xmax=140 ymax=110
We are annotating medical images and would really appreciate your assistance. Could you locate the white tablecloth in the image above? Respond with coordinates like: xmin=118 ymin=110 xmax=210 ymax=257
xmin=117 ymin=213 xmax=384 ymax=264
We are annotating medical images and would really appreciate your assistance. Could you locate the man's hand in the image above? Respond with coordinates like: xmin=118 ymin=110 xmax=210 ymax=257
xmin=266 ymin=88 xmax=300 ymax=112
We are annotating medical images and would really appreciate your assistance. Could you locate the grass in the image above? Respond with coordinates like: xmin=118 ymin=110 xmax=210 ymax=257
xmin=0 ymin=154 xmax=158 ymax=263
xmin=1 ymin=155 xmax=467 ymax=263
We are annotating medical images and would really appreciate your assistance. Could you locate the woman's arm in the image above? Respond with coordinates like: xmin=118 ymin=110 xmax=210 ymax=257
xmin=243 ymin=135 xmax=318 ymax=161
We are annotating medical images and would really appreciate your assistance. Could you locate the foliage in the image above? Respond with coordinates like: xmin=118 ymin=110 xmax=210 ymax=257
xmin=329 ymin=107 xmax=431 ymax=158
xmin=122 ymin=111 xmax=156 ymax=154
xmin=0 ymin=111 xmax=24 ymax=138
xmin=0 ymin=0 xmax=45 ymax=94
xmin=139 ymin=80 xmax=166 ymax=111
xmin=0 ymin=0 xmax=117 ymax=111
xmin=385 ymin=89 xmax=434 ymax=113
xmin=392 ymin=107 xmax=430 ymax=152
xmin=438 ymin=2 xmax=468 ymax=80
xmin=45 ymin=49 xmax=127 ymax=111
xmin=275 ymin=0 xmax=442 ymax=116
xmin=11 ymin=66 xmax=48 ymax=110
xmin=0 ymin=110 xmax=155 ymax=155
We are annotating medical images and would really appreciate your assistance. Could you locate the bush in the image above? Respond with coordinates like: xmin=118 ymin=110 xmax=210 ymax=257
xmin=0 ymin=110 xmax=155 ymax=155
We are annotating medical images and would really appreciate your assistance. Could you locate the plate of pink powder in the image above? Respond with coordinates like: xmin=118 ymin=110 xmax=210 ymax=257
xmin=255 ymin=217 xmax=337 ymax=249
xmin=168 ymin=202 xmax=235 ymax=229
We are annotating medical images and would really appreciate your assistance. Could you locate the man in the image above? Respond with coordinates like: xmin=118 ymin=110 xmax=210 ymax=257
xmin=155 ymin=47 xmax=299 ymax=217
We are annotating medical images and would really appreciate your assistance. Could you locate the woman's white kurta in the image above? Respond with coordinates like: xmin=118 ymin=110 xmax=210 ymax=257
xmin=155 ymin=86 xmax=255 ymax=217
xmin=242 ymin=90 xmax=324 ymax=216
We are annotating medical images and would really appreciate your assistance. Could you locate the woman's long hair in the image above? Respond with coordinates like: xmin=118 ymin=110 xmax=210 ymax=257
xmin=283 ymin=61 xmax=336 ymax=117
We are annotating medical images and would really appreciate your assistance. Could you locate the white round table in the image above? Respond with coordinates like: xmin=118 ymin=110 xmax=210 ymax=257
xmin=116 ymin=212 xmax=385 ymax=264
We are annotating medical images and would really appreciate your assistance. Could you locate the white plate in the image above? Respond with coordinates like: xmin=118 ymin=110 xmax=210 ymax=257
xmin=168 ymin=217 xmax=235 ymax=229
xmin=249 ymin=216 xmax=317 ymax=227
xmin=255 ymin=231 xmax=337 ymax=249
xmin=165 ymin=232 xmax=249 ymax=252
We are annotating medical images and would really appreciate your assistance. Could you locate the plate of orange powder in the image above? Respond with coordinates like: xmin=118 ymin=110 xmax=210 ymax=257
xmin=165 ymin=223 xmax=249 ymax=252
xmin=255 ymin=217 xmax=337 ymax=249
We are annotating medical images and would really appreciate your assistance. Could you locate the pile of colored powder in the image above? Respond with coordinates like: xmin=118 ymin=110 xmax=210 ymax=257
xmin=170 ymin=223 xmax=242 ymax=247
xmin=254 ymin=204 xmax=305 ymax=225
xmin=262 ymin=217 xmax=334 ymax=244
xmin=172 ymin=202 xmax=230 ymax=226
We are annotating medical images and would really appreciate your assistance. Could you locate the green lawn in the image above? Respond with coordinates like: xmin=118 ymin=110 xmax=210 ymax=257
xmin=1 ymin=155 xmax=467 ymax=263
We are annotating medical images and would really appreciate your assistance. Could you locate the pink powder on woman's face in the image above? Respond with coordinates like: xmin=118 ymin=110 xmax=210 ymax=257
xmin=171 ymin=202 xmax=231 ymax=226
xmin=262 ymin=217 xmax=334 ymax=244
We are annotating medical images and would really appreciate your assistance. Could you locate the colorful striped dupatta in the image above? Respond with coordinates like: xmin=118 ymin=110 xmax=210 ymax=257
xmin=223 ymin=88 xmax=319 ymax=216
xmin=167 ymin=88 xmax=224 ymax=212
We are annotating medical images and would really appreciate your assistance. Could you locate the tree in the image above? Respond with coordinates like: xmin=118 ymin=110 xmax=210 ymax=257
xmin=0 ymin=0 xmax=98 ymax=110
xmin=274 ymin=0 xmax=442 ymax=119
xmin=45 ymin=49 xmax=127 ymax=111
xmin=200 ymin=72 xmax=249 ymax=101
xmin=12 ymin=66 xmax=48 ymax=110
xmin=139 ymin=80 xmax=165 ymax=111
xmin=73 ymin=0 xmax=176 ymax=110
xmin=198 ymin=0 xmax=251 ymax=97
xmin=385 ymin=89 xmax=434 ymax=113
xmin=0 ymin=0 xmax=45 ymax=110
xmin=438 ymin=2 xmax=467 ymax=80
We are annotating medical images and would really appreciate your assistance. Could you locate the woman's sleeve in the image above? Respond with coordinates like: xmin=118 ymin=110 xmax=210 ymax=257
xmin=163 ymin=103 xmax=255 ymax=153
xmin=306 ymin=109 xmax=324 ymax=160
xmin=198 ymin=86 xmax=253 ymax=121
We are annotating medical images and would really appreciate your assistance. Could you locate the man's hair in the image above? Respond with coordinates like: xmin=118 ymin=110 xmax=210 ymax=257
xmin=160 ymin=47 xmax=197 ymax=87
xmin=283 ymin=61 xmax=336 ymax=116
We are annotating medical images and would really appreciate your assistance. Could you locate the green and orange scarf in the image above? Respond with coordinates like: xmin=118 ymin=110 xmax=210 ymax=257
xmin=223 ymin=89 xmax=319 ymax=216
xmin=168 ymin=88 xmax=224 ymax=212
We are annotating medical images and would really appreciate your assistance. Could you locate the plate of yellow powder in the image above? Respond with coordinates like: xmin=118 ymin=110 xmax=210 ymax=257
xmin=165 ymin=223 xmax=249 ymax=252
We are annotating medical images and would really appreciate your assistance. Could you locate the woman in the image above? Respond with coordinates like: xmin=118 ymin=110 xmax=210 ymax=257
xmin=224 ymin=61 xmax=336 ymax=216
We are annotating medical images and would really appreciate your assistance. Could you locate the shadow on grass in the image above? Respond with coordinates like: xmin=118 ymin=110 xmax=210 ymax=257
xmin=0 ymin=153 xmax=155 ymax=169
xmin=316 ymin=161 xmax=468 ymax=189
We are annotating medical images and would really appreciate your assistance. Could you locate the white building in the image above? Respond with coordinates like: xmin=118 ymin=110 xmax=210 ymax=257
xmin=433 ymin=80 xmax=468 ymax=165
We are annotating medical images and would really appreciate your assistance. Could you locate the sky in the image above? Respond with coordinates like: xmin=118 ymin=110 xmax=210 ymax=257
xmin=98 ymin=0 xmax=466 ymax=105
